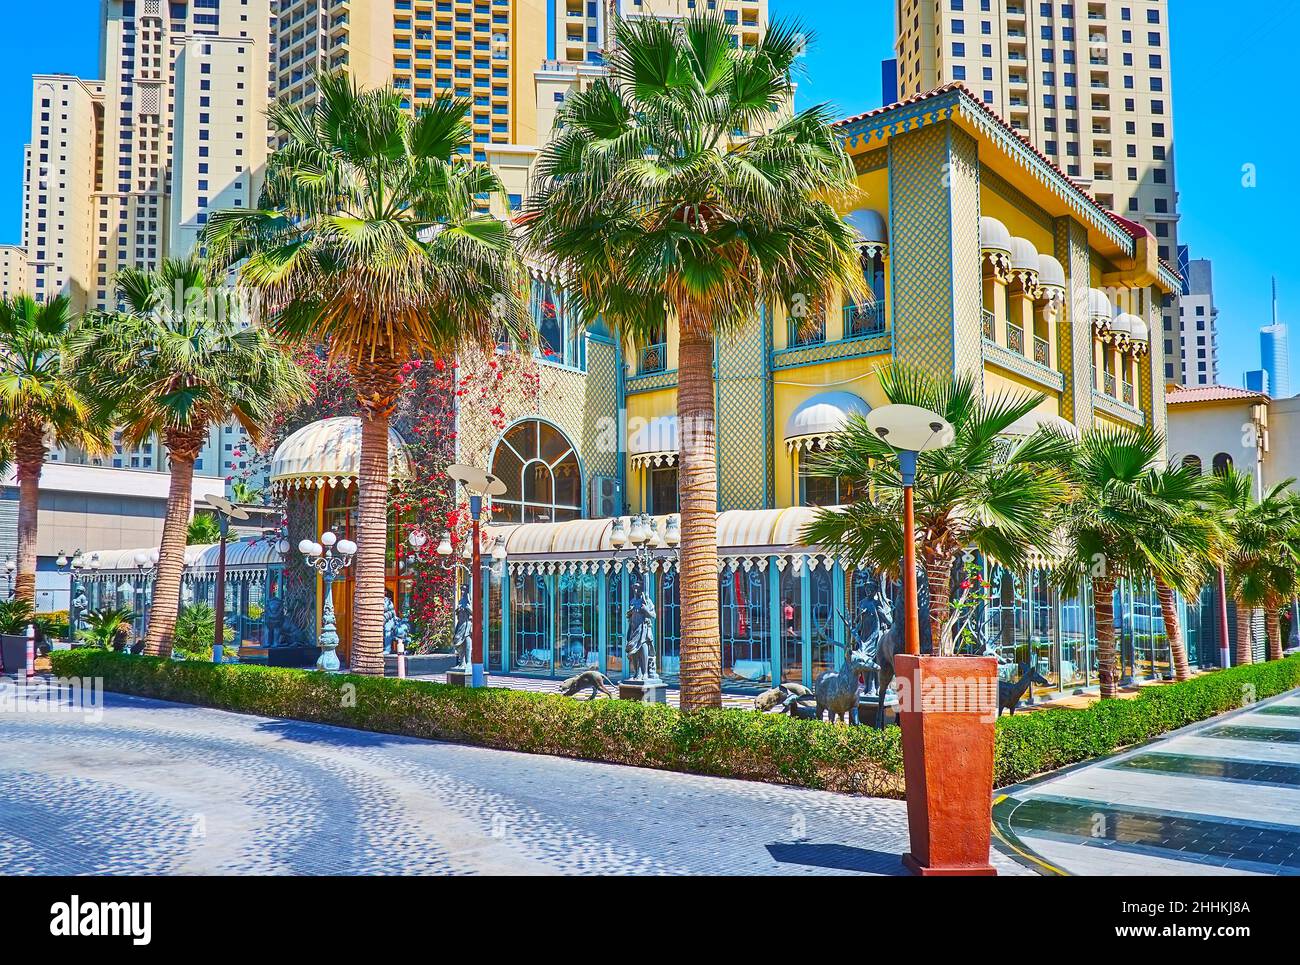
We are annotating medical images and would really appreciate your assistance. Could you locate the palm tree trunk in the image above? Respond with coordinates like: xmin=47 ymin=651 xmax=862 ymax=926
xmin=13 ymin=425 xmax=45 ymax=605
xmin=1154 ymin=577 xmax=1191 ymax=682
xmin=350 ymin=410 xmax=391 ymax=676
xmin=923 ymin=550 xmax=953 ymax=655
xmin=144 ymin=436 xmax=201 ymax=657
xmin=676 ymin=327 xmax=721 ymax=712
xmin=1234 ymin=599 xmax=1254 ymax=666
xmin=1265 ymin=601 xmax=1283 ymax=662
xmin=1092 ymin=575 xmax=1120 ymax=698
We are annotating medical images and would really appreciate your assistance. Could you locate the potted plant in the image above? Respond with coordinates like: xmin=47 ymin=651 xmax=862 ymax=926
xmin=77 ymin=607 xmax=136 ymax=653
xmin=0 ymin=599 xmax=36 ymax=673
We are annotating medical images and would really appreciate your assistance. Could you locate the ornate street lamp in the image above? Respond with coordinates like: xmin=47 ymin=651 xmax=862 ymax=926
xmin=133 ymin=548 xmax=161 ymax=641
xmin=445 ymin=464 xmax=507 ymax=687
xmin=299 ymin=530 xmax=357 ymax=672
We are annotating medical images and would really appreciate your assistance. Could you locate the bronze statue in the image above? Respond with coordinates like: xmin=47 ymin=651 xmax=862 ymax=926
xmin=452 ymin=586 xmax=472 ymax=669
xmin=624 ymin=574 xmax=659 ymax=682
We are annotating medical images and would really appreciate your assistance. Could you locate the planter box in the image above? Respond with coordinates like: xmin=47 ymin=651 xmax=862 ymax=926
xmin=265 ymin=646 xmax=320 ymax=668
xmin=0 ymin=633 xmax=28 ymax=675
xmin=386 ymin=652 xmax=457 ymax=677
xmin=895 ymin=654 xmax=999 ymax=876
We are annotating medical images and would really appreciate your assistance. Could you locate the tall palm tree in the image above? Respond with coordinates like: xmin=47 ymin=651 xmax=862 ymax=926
xmin=1054 ymin=428 xmax=1209 ymax=698
xmin=524 ymin=14 xmax=865 ymax=710
xmin=1208 ymin=469 xmax=1299 ymax=664
xmin=229 ymin=480 xmax=263 ymax=505
xmin=802 ymin=365 xmax=1073 ymax=654
xmin=1138 ymin=463 xmax=1219 ymax=682
xmin=0 ymin=294 xmax=111 ymax=603
xmin=203 ymin=72 xmax=529 ymax=676
xmin=74 ymin=257 xmax=310 ymax=657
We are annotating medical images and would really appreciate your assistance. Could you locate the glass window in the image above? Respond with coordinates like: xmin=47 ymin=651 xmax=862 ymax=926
xmin=531 ymin=277 xmax=585 ymax=369
xmin=511 ymin=571 xmax=552 ymax=671
xmin=556 ymin=572 xmax=598 ymax=671
xmin=798 ymin=455 xmax=856 ymax=507
xmin=648 ymin=465 xmax=678 ymax=514
xmin=492 ymin=420 xmax=582 ymax=523
xmin=720 ymin=564 xmax=770 ymax=689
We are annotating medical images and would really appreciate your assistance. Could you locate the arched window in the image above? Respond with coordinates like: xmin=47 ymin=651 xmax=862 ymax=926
xmin=491 ymin=420 xmax=582 ymax=524
xmin=1181 ymin=454 xmax=1203 ymax=476
xmin=1212 ymin=452 xmax=1234 ymax=476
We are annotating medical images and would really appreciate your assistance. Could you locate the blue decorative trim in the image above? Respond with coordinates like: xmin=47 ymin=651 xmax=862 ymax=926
xmin=1092 ymin=391 xmax=1146 ymax=427
xmin=983 ymin=339 xmax=1066 ymax=392
xmin=771 ymin=334 xmax=891 ymax=370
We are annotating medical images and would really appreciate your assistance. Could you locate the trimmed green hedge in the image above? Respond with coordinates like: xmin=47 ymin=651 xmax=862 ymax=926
xmin=46 ymin=649 xmax=905 ymax=796
xmin=47 ymin=650 xmax=1300 ymax=796
xmin=994 ymin=656 xmax=1300 ymax=786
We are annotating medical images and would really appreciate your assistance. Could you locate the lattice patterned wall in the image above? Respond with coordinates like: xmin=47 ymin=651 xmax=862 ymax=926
xmin=1055 ymin=216 xmax=1096 ymax=433
xmin=282 ymin=490 xmax=318 ymax=646
xmin=716 ymin=312 xmax=771 ymax=510
xmin=887 ymin=122 xmax=983 ymax=388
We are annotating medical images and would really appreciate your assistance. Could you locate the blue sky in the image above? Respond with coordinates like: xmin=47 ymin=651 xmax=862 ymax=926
xmin=1 ymin=1 xmax=1293 ymax=388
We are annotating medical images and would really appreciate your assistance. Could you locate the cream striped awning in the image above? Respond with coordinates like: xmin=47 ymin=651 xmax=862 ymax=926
xmin=269 ymin=416 xmax=413 ymax=492
xmin=628 ymin=416 xmax=678 ymax=469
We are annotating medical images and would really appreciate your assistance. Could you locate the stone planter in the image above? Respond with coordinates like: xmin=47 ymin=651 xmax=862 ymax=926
xmin=895 ymin=654 xmax=999 ymax=876
xmin=0 ymin=633 xmax=29 ymax=675
xmin=385 ymin=652 xmax=457 ymax=677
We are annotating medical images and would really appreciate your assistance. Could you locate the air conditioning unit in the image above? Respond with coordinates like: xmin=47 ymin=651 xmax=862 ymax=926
xmin=589 ymin=475 xmax=622 ymax=518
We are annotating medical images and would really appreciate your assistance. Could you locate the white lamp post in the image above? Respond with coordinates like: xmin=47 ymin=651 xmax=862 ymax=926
xmin=300 ymin=531 xmax=357 ymax=672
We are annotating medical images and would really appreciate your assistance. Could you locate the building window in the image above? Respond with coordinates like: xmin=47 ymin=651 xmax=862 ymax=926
xmin=1181 ymin=455 xmax=1202 ymax=476
xmin=491 ymin=420 xmax=583 ymax=524
xmin=648 ymin=465 xmax=678 ymax=514
xmin=531 ymin=277 xmax=585 ymax=370
xmin=1212 ymin=453 xmax=1234 ymax=476
xmin=798 ymin=456 xmax=856 ymax=507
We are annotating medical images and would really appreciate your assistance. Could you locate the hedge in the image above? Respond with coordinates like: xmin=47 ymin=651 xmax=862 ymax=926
xmin=48 ymin=650 xmax=1300 ymax=797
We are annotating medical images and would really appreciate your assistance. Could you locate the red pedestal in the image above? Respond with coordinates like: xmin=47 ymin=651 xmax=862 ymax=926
xmin=895 ymin=654 xmax=999 ymax=876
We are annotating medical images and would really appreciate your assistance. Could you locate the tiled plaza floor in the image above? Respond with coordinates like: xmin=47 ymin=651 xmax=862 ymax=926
xmin=995 ymin=688 xmax=1300 ymax=876
xmin=0 ymin=679 xmax=1025 ymax=876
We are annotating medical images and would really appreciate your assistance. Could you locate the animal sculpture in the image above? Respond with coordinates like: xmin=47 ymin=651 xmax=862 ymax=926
xmin=998 ymin=663 xmax=1051 ymax=716
xmin=814 ymin=648 xmax=876 ymax=725
xmin=557 ymin=668 xmax=617 ymax=700
xmin=753 ymin=681 xmax=815 ymax=712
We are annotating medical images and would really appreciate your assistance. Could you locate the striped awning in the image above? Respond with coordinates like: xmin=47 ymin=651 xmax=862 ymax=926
xmin=784 ymin=391 xmax=871 ymax=452
xmin=269 ymin=416 xmax=412 ymax=492
xmin=628 ymin=415 xmax=678 ymax=468
xmin=82 ymin=539 xmax=282 ymax=578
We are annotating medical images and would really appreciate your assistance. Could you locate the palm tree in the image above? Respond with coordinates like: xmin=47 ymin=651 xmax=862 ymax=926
xmin=202 ymin=72 xmax=529 ymax=677
xmin=186 ymin=514 xmax=224 ymax=545
xmin=229 ymin=480 xmax=263 ymax=505
xmin=74 ymin=257 xmax=310 ymax=657
xmin=0 ymin=294 xmax=111 ymax=603
xmin=802 ymin=366 xmax=1073 ymax=654
xmin=1208 ymin=469 xmax=1299 ymax=664
xmin=1054 ymin=428 xmax=1211 ymax=698
xmin=1138 ymin=463 xmax=1219 ymax=682
xmin=524 ymin=14 xmax=865 ymax=710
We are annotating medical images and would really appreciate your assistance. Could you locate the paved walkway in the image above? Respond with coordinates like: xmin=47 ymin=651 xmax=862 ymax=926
xmin=0 ymin=681 xmax=1025 ymax=876
xmin=995 ymin=689 xmax=1300 ymax=876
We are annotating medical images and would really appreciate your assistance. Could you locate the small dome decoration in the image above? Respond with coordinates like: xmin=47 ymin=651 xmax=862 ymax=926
xmin=980 ymin=217 xmax=1013 ymax=254
xmin=1129 ymin=316 xmax=1150 ymax=343
xmin=846 ymin=208 xmax=888 ymax=258
xmin=1088 ymin=288 xmax=1115 ymax=332
xmin=270 ymin=416 xmax=413 ymax=492
xmin=1036 ymin=254 xmax=1066 ymax=290
xmin=1009 ymin=237 xmax=1039 ymax=272
xmin=784 ymin=391 xmax=871 ymax=452
xmin=1110 ymin=312 xmax=1138 ymax=338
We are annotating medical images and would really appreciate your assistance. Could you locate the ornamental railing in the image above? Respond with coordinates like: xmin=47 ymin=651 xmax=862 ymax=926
xmin=1123 ymin=380 xmax=1135 ymax=406
xmin=1104 ymin=372 xmax=1117 ymax=397
xmin=639 ymin=342 xmax=667 ymax=374
xmin=789 ymin=311 xmax=826 ymax=347
xmin=844 ymin=302 xmax=887 ymax=339
xmin=1034 ymin=336 xmax=1050 ymax=367
xmin=981 ymin=309 xmax=995 ymax=340
xmin=1007 ymin=321 xmax=1024 ymax=355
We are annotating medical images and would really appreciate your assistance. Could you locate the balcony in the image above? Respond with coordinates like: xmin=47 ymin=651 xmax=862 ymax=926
xmin=639 ymin=342 xmax=667 ymax=374
xmin=982 ymin=309 xmax=994 ymax=340
xmin=1007 ymin=321 xmax=1025 ymax=355
xmin=1104 ymin=372 xmax=1117 ymax=397
xmin=789 ymin=312 xmax=826 ymax=348
xmin=843 ymin=302 xmax=886 ymax=339
xmin=1034 ymin=336 xmax=1050 ymax=367
xmin=1123 ymin=380 xmax=1135 ymax=406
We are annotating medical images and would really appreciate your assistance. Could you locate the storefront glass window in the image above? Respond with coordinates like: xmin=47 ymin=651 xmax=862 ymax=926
xmin=659 ymin=568 xmax=680 ymax=680
xmin=556 ymin=572 xmax=598 ymax=671
xmin=720 ymin=564 xmax=770 ymax=689
xmin=511 ymin=571 xmax=552 ymax=671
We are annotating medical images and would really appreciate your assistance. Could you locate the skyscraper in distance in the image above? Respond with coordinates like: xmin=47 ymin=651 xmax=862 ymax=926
xmin=1261 ymin=277 xmax=1291 ymax=399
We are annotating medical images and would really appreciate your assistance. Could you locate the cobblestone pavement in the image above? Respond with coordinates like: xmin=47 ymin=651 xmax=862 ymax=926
xmin=997 ymin=689 xmax=1300 ymax=876
xmin=0 ymin=682 xmax=1026 ymax=876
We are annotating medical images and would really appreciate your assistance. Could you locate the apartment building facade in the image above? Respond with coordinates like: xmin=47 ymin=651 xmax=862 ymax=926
xmin=895 ymin=0 xmax=1190 ymax=383
xmin=1177 ymin=248 xmax=1218 ymax=386
xmin=0 ymin=244 xmax=28 ymax=298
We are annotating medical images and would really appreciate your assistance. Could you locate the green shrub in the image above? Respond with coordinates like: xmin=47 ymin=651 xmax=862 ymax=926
xmin=172 ymin=603 xmax=234 ymax=660
xmin=48 ymin=649 xmax=905 ymax=796
xmin=46 ymin=650 xmax=1300 ymax=797
xmin=993 ymin=656 xmax=1300 ymax=786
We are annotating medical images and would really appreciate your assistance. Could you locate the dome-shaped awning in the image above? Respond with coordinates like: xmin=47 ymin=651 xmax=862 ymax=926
xmin=1110 ymin=312 xmax=1138 ymax=337
xmin=1009 ymin=236 xmax=1040 ymax=272
xmin=269 ymin=416 xmax=412 ymax=492
xmin=980 ymin=216 xmax=1013 ymax=255
xmin=1088 ymin=288 xmax=1115 ymax=324
xmin=1003 ymin=411 xmax=1081 ymax=441
xmin=628 ymin=415 xmax=678 ymax=468
xmin=784 ymin=391 xmax=871 ymax=452
xmin=1037 ymin=253 xmax=1066 ymax=290
xmin=81 ymin=538 xmax=282 ymax=577
xmin=846 ymin=208 xmax=888 ymax=251
xmin=1129 ymin=315 xmax=1150 ymax=342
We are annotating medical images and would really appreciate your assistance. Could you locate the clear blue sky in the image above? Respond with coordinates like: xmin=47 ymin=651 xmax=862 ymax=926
xmin=1 ymin=1 xmax=1293 ymax=388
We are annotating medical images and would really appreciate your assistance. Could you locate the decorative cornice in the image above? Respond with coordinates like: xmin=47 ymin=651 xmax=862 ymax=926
xmin=1092 ymin=391 xmax=1146 ymax=426
xmin=625 ymin=369 xmax=678 ymax=394
xmin=772 ymin=334 xmax=891 ymax=370
xmin=982 ymin=339 xmax=1066 ymax=392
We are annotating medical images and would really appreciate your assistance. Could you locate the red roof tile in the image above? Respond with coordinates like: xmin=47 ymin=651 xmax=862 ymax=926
xmin=1166 ymin=385 xmax=1268 ymax=405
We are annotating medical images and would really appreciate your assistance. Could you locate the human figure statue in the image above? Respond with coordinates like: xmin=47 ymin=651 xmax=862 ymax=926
xmin=383 ymin=594 xmax=397 ymax=655
xmin=452 ymin=587 xmax=472 ymax=670
xmin=71 ymin=586 xmax=90 ymax=635
xmin=624 ymin=574 xmax=659 ymax=682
